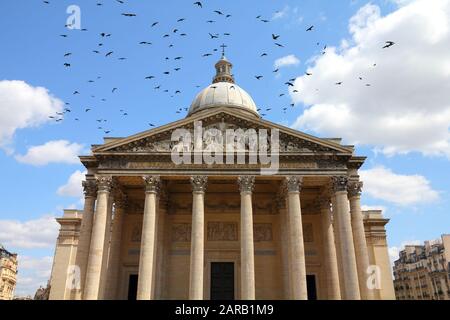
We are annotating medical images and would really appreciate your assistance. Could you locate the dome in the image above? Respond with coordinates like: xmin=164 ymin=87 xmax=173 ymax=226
xmin=187 ymin=51 xmax=260 ymax=118
xmin=188 ymin=82 xmax=259 ymax=117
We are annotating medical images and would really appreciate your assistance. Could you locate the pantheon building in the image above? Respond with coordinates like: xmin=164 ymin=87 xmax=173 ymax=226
xmin=49 ymin=54 xmax=395 ymax=300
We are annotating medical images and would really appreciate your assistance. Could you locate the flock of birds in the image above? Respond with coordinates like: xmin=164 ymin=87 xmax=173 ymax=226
xmin=40 ymin=0 xmax=396 ymax=135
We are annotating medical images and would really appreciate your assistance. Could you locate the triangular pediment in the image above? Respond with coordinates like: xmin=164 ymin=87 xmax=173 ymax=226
xmin=92 ymin=107 xmax=354 ymax=155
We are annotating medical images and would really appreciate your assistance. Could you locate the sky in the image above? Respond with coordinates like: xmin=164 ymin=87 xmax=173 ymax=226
xmin=0 ymin=0 xmax=449 ymax=297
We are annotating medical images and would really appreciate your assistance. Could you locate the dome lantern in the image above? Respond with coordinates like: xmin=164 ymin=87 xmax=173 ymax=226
xmin=187 ymin=48 xmax=259 ymax=118
xmin=213 ymin=44 xmax=235 ymax=84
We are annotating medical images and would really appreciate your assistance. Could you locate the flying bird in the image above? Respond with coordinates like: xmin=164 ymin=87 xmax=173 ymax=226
xmin=383 ymin=41 xmax=395 ymax=49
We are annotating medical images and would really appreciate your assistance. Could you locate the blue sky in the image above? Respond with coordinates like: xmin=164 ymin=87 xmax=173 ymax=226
xmin=0 ymin=0 xmax=449 ymax=296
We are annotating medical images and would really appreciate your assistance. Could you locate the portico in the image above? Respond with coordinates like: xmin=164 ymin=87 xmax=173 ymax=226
xmin=71 ymin=172 xmax=381 ymax=300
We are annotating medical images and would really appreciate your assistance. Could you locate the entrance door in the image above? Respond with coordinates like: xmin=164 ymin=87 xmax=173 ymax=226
xmin=210 ymin=262 xmax=235 ymax=300
xmin=128 ymin=274 xmax=138 ymax=300
xmin=306 ymin=275 xmax=318 ymax=300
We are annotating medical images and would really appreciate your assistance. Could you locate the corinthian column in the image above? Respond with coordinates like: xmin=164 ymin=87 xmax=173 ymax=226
xmin=319 ymin=196 xmax=341 ymax=300
xmin=74 ymin=179 xmax=97 ymax=299
xmin=277 ymin=184 xmax=291 ymax=299
xmin=84 ymin=176 xmax=112 ymax=300
xmin=238 ymin=176 xmax=256 ymax=300
xmin=104 ymin=190 xmax=127 ymax=300
xmin=286 ymin=176 xmax=308 ymax=300
xmin=332 ymin=176 xmax=361 ymax=300
xmin=137 ymin=176 xmax=161 ymax=300
xmin=348 ymin=181 xmax=375 ymax=300
xmin=189 ymin=176 xmax=208 ymax=300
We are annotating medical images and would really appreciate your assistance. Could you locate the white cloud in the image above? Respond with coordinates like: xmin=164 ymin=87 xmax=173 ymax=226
xmin=57 ymin=170 xmax=86 ymax=198
xmin=0 ymin=80 xmax=63 ymax=150
xmin=15 ymin=140 xmax=84 ymax=166
xmin=272 ymin=6 xmax=289 ymax=20
xmin=391 ymin=0 xmax=416 ymax=7
xmin=360 ymin=166 xmax=439 ymax=206
xmin=274 ymin=54 xmax=301 ymax=69
xmin=15 ymin=256 xmax=53 ymax=298
xmin=0 ymin=215 xmax=59 ymax=249
xmin=291 ymin=0 xmax=450 ymax=158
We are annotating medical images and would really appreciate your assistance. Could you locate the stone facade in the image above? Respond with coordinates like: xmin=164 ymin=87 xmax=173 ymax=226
xmin=0 ymin=245 xmax=17 ymax=300
xmin=393 ymin=235 xmax=450 ymax=300
xmin=48 ymin=56 xmax=396 ymax=300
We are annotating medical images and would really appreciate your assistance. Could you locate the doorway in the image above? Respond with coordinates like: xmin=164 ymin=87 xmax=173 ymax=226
xmin=210 ymin=262 xmax=235 ymax=300
xmin=306 ymin=275 xmax=318 ymax=300
xmin=128 ymin=274 xmax=138 ymax=300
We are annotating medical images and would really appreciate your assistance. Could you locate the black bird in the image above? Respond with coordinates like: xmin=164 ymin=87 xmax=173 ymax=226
xmin=272 ymin=34 xmax=280 ymax=40
xmin=194 ymin=1 xmax=202 ymax=8
xmin=306 ymin=25 xmax=314 ymax=32
xmin=383 ymin=41 xmax=395 ymax=49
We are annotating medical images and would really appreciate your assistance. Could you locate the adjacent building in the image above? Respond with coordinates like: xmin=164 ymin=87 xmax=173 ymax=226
xmin=49 ymin=54 xmax=395 ymax=300
xmin=393 ymin=235 xmax=450 ymax=300
xmin=0 ymin=244 xmax=18 ymax=300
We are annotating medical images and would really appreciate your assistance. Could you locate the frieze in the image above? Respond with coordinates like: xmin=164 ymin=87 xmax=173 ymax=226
xmin=172 ymin=223 xmax=192 ymax=242
xmin=207 ymin=222 xmax=238 ymax=241
xmin=254 ymin=224 xmax=273 ymax=242
xmin=97 ymin=158 xmax=347 ymax=171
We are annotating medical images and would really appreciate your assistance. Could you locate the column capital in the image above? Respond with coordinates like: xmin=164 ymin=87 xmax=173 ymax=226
xmin=347 ymin=181 xmax=363 ymax=198
xmin=190 ymin=176 xmax=208 ymax=193
xmin=285 ymin=176 xmax=303 ymax=193
xmin=332 ymin=176 xmax=349 ymax=193
xmin=143 ymin=176 xmax=161 ymax=194
xmin=238 ymin=176 xmax=255 ymax=194
xmin=96 ymin=176 xmax=113 ymax=193
xmin=83 ymin=180 xmax=98 ymax=197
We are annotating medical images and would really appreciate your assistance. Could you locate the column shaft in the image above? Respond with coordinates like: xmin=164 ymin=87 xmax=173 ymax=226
xmin=104 ymin=194 xmax=126 ymax=300
xmin=189 ymin=176 xmax=207 ymax=300
xmin=136 ymin=176 xmax=160 ymax=300
xmin=286 ymin=176 xmax=307 ymax=300
xmin=74 ymin=180 xmax=97 ymax=299
xmin=98 ymin=193 xmax=114 ymax=299
xmin=238 ymin=176 xmax=256 ymax=300
xmin=84 ymin=176 xmax=112 ymax=300
xmin=320 ymin=198 xmax=341 ymax=300
xmin=332 ymin=195 xmax=345 ymax=298
xmin=278 ymin=203 xmax=291 ymax=299
xmin=348 ymin=181 xmax=375 ymax=300
xmin=333 ymin=177 xmax=361 ymax=300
